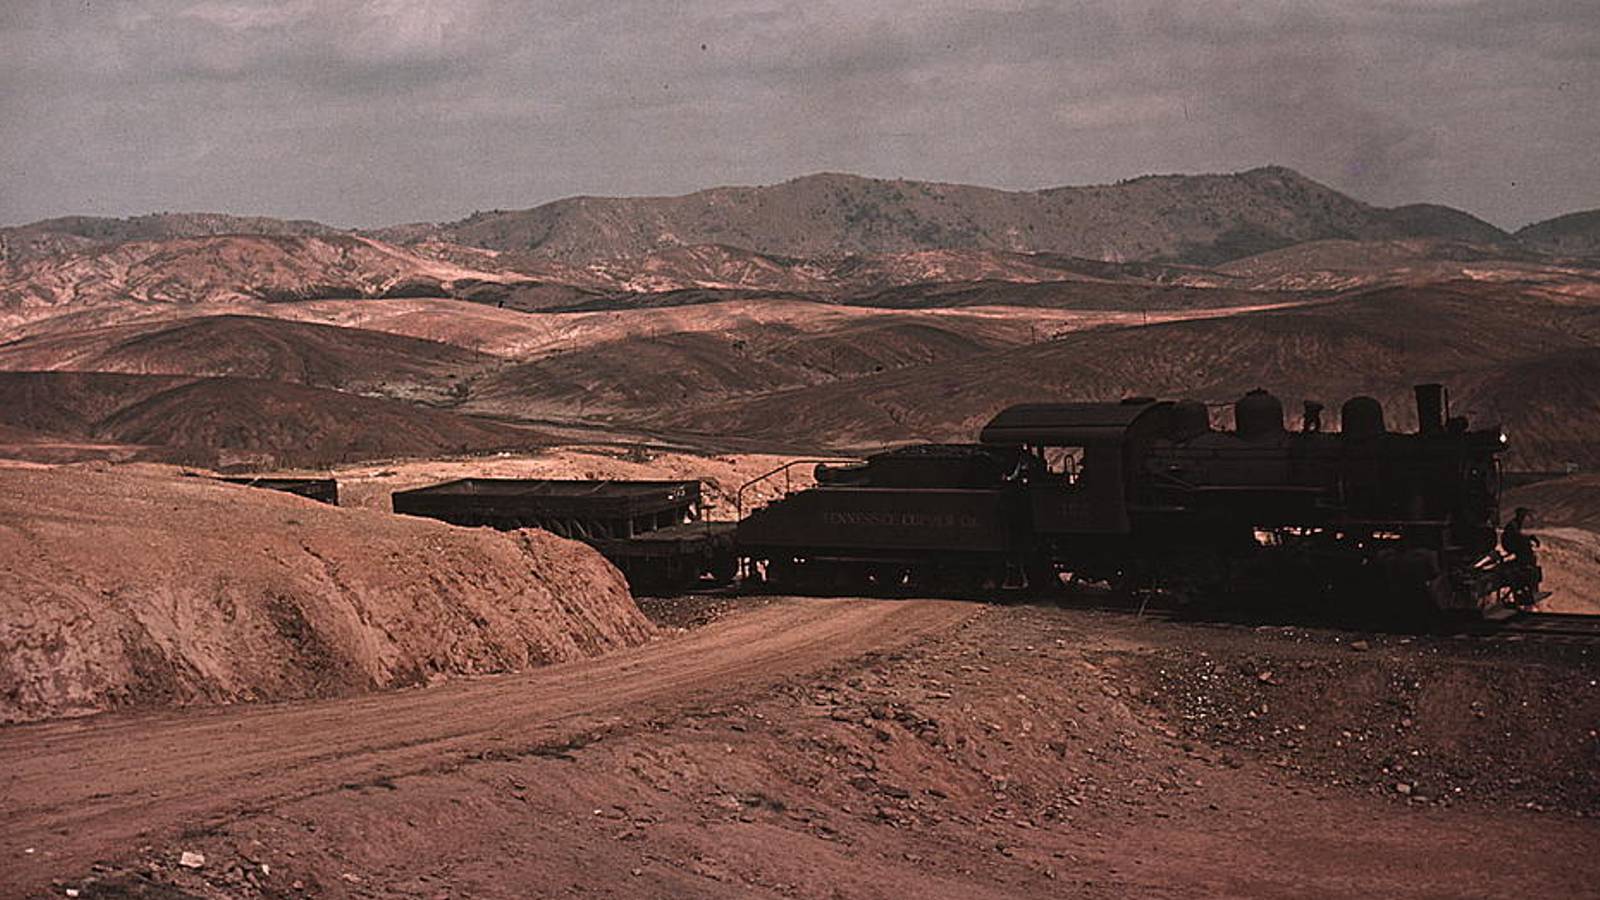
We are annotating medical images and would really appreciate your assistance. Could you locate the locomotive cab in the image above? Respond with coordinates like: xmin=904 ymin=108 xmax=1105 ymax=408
xmin=980 ymin=399 xmax=1175 ymax=535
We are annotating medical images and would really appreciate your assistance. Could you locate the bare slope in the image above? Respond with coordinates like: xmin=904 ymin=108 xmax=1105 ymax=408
xmin=535 ymin=244 xmax=1209 ymax=296
xmin=1505 ymin=475 xmax=1600 ymax=532
xmin=466 ymin=318 xmax=999 ymax=419
xmin=1213 ymin=238 xmax=1567 ymax=292
xmin=0 ymin=233 xmax=517 ymax=318
xmin=0 ymin=212 xmax=340 ymax=263
xmin=0 ymin=313 xmax=497 ymax=398
xmin=0 ymin=372 xmax=543 ymax=468
xmin=1503 ymin=475 xmax=1600 ymax=614
xmin=0 ymin=464 xmax=651 ymax=723
xmin=647 ymin=282 xmax=1600 ymax=468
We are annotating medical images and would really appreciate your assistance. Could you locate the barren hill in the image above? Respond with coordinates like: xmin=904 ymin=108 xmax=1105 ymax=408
xmin=0 ymin=463 xmax=650 ymax=723
xmin=0 ymin=233 xmax=521 ymax=323
xmin=377 ymin=166 xmax=1508 ymax=265
xmin=1506 ymin=475 xmax=1600 ymax=531
xmin=0 ymin=314 xmax=496 ymax=400
xmin=0 ymin=212 xmax=339 ymax=263
xmin=1517 ymin=210 xmax=1600 ymax=259
xmin=0 ymin=231 xmax=1200 ymax=328
xmin=549 ymin=244 xmax=1190 ymax=295
xmin=643 ymin=282 xmax=1600 ymax=469
xmin=465 ymin=318 xmax=1001 ymax=420
xmin=0 ymin=372 xmax=544 ymax=468
xmin=1213 ymin=238 xmax=1563 ymax=292
xmin=3 ymin=168 xmax=1594 ymax=474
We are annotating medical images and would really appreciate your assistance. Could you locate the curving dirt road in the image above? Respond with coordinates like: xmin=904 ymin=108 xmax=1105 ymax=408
xmin=0 ymin=598 xmax=976 ymax=894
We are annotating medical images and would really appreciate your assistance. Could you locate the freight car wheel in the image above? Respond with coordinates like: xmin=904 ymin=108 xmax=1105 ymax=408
xmin=859 ymin=563 xmax=892 ymax=594
xmin=764 ymin=556 xmax=797 ymax=592
xmin=766 ymin=557 xmax=834 ymax=595
xmin=931 ymin=563 xmax=989 ymax=597
xmin=707 ymin=553 xmax=739 ymax=587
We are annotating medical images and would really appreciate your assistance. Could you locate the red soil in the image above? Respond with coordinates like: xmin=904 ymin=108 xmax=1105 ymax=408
xmin=0 ymin=463 xmax=652 ymax=723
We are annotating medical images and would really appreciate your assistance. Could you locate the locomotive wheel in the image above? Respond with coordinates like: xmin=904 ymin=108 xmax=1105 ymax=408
xmin=831 ymin=561 xmax=874 ymax=594
xmin=1025 ymin=560 xmax=1062 ymax=595
xmin=931 ymin=563 xmax=989 ymax=597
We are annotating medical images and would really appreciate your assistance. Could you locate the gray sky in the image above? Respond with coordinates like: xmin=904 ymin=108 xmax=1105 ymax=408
xmin=1 ymin=1 xmax=1596 ymax=230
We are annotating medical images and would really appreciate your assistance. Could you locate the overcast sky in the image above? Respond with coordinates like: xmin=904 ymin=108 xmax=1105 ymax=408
xmin=1 ymin=1 xmax=1596 ymax=229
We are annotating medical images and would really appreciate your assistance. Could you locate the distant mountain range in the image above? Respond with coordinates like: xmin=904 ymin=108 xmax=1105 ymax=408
xmin=0 ymin=213 xmax=339 ymax=264
xmin=3 ymin=167 xmax=1595 ymax=267
xmin=373 ymin=167 xmax=1508 ymax=266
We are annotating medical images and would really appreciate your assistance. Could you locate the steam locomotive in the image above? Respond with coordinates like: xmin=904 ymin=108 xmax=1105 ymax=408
xmin=736 ymin=384 xmax=1527 ymax=614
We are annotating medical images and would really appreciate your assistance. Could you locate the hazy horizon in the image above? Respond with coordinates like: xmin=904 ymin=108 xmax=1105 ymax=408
xmin=3 ymin=1 xmax=1596 ymax=231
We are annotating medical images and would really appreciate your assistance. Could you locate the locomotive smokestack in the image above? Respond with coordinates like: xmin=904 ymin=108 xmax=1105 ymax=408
xmin=1414 ymin=383 xmax=1447 ymax=435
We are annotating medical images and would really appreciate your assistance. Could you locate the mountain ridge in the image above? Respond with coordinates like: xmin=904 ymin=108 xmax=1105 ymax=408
xmin=3 ymin=166 xmax=1553 ymax=268
xmin=371 ymin=166 xmax=1510 ymax=266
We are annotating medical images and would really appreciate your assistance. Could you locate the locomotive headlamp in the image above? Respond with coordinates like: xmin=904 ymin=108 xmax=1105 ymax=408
xmin=1499 ymin=429 xmax=1509 ymax=445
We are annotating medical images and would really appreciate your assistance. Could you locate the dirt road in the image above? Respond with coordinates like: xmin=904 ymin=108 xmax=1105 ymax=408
xmin=0 ymin=598 xmax=975 ymax=894
xmin=7 ymin=598 xmax=1596 ymax=898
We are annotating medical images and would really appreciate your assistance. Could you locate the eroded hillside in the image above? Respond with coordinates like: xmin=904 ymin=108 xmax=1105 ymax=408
xmin=2 ymin=167 xmax=1596 ymax=475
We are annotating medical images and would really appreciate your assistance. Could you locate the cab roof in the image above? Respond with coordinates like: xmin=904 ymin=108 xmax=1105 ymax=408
xmin=979 ymin=399 xmax=1170 ymax=446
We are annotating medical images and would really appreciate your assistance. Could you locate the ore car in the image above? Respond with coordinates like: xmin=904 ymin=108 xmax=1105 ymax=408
xmin=392 ymin=478 xmax=737 ymax=591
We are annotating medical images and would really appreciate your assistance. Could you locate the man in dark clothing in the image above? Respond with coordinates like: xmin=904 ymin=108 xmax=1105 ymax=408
xmin=1302 ymin=400 xmax=1324 ymax=433
xmin=1502 ymin=507 xmax=1540 ymax=566
xmin=1500 ymin=507 xmax=1543 ymax=607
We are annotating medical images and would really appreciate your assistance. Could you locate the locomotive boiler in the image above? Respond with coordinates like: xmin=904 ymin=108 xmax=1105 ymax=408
xmin=736 ymin=384 xmax=1523 ymax=614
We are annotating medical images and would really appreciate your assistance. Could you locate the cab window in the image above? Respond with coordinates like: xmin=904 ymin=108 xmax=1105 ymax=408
xmin=1040 ymin=446 xmax=1084 ymax=482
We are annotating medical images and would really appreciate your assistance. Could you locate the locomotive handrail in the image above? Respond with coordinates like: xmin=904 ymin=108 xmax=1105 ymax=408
xmin=735 ymin=457 xmax=863 ymax=520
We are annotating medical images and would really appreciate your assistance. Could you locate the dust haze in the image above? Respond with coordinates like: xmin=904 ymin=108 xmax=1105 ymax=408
xmin=3 ymin=3 xmax=1600 ymax=899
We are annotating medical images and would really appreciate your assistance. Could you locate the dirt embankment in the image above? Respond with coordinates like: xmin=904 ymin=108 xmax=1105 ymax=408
xmin=0 ymin=463 xmax=652 ymax=723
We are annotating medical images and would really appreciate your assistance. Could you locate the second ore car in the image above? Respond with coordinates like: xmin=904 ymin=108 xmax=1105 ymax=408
xmin=392 ymin=478 xmax=736 ymax=591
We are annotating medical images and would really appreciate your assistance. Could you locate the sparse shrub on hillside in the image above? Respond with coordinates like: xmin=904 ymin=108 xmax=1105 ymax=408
xmin=382 ymin=277 xmax=444 ymax=298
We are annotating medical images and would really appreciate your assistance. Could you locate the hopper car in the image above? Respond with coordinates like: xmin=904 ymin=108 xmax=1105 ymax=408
xmin=391 ymin=477 xmax=737 ymax=591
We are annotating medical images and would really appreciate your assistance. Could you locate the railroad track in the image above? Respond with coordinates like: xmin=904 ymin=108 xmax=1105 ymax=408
xmin=1472 ymin=611 xmax=1600 ymax=642
xmin=661 ymin=586 xmax=1600 ymax=645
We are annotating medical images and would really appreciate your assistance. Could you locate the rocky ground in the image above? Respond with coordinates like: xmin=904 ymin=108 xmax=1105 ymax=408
xmin=18 ymin=597 xmax=1595 ymax=899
